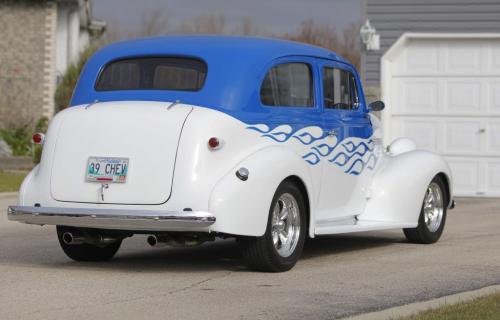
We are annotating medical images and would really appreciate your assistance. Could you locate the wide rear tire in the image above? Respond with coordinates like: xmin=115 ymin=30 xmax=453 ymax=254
xmin=57 ymin=226 xmax=122 ymax=262
xmin=240 ymin=180 xmax=307 ymax=272
xmin=403 ymin=176 xmax=447 ymax=244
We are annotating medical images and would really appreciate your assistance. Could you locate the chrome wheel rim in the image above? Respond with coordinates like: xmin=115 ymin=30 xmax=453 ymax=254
xmin=271 ymin=193 xmax=301 ymax=258
xmin=423 ymin=182 xmax=444 ymax=233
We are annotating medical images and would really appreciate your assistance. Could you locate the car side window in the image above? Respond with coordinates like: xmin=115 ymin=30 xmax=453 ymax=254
xmin=260 ymin=63 xmax=313 ymax=107
xmin=323 ymin=67 xmax=359 ymax=110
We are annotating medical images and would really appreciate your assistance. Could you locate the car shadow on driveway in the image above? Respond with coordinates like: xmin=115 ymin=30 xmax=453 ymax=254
xmin=0 ymin=229 xmax=407 ymax=272
xmin=301 ymin=232 xmax=406 ymax=260
xmin=42 ymin=232 xmax=406 ymax=272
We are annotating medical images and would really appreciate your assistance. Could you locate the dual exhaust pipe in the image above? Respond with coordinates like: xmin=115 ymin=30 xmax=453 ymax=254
xmin=62 ymin=232 xmax=120 ymax=246
xmin=62 ymin=232 xmax=207 ymax=248
xmin=146 ymin=234 xmax=202 ymax=247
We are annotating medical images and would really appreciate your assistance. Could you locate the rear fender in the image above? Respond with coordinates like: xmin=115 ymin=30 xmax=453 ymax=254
xmin=209 ymin=146 xmax=316 ymax=237
xmin=360 ymin=150 xmax=453 ymax=226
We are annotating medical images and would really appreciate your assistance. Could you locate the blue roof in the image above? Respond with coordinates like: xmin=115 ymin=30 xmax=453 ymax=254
xmin=71 ymin=35 xmax=352 ymax=112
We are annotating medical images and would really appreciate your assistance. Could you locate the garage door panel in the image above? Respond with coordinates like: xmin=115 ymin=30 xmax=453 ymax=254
xmin=392 ymin=79 xmax=440 ymax=114
xmin=395 ymin=40 xmax=440 ymax=75
xmin=486 ymin=161 xmax=500 ymax=195
xmin=444 ymin=120 xmax=482 ymax=154
xmin=446 ymin=158 xmax=479 ymax=196
xmin=486 ymin=121 xmax=500 ymax=154
xmin=443 ymin=41 xmax=482 ymax=75
xmin=488 ymin=81 xmax=500 ymax=114
xmin=444 ymin=80 xmax=481 ymax=114
xmin=486 ymin=42 xmax=500 ymax=74
xmin=393 ymin=118 xmax=439 ymax=152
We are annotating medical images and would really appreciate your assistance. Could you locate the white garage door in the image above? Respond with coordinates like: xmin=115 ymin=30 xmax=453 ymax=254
xmin=382 ymin=34 xmax=500 ymax=197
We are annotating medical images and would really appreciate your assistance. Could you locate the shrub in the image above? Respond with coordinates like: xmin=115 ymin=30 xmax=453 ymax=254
xmin=54 ymin=46 xmax=97 ymax=112
xmin=0 ymin=122 xmax=32 ymax=156
xmin=0 ymin=116 xmax=49 ymax=163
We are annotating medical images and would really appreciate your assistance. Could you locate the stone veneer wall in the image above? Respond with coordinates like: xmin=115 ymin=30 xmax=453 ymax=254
xmin=0 ymin=1 xmax=57 ymax=127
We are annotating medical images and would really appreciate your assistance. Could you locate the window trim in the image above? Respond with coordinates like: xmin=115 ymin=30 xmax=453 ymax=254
xmin=259 ymin=61 xmax=316 ymax=109
xmin=94 ymin=55 xmax=208 ymax=92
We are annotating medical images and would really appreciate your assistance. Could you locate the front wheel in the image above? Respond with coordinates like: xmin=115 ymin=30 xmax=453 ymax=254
xmin=56 ymin=226 xmax=122 ymax=262
xmin=240 ymin=180 xmax=307 ymax=272
xmin=403 ymin=176 xmax=448 ymax=244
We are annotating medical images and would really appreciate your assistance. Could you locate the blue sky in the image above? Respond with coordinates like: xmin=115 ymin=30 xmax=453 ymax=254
xmin=93 ymin=0 xmax=363 ymax=35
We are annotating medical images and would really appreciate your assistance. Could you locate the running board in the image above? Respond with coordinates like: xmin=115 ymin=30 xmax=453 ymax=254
xmin=314 ymin=220 xmax=416 ymax=235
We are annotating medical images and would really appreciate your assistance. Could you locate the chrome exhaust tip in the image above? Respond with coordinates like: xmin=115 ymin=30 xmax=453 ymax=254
xmin=147 ymin=235 xmax=171 ymax=247
xmin=147 ymin=235 xmax=159 ymax=247
xmin=147 ymin=234 xmax=204 ymax=247
xmin=62 ymin=232 xmax=85 ymax=245
xmin=62 ymin=232 xmax=119 ymax=246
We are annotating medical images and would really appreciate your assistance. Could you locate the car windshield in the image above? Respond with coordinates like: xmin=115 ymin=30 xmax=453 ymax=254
xmin=95 ymin=57 xmax=207 ymax=92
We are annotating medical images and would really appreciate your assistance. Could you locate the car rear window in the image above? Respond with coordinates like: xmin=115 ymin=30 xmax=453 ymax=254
xmin=95 ymin=57 xmax=207 ymax=91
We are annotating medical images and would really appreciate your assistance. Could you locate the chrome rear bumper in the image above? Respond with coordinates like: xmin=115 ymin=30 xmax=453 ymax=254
xmin=7 ymin=206 xmax=216 ymax=231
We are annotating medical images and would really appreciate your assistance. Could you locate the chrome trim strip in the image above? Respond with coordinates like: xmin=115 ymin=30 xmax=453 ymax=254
xmin=7 ymin=206 xmax=215 ymax=231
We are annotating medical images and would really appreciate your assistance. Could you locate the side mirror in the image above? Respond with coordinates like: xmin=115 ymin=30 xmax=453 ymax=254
xmin=368 ymin=101 xmax=385 ymax=112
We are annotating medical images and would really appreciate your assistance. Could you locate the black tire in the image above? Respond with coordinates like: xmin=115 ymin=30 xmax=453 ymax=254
xmin=403 ymin=176 xmax=448 ymax=244
xmin=56 ymin=226 xmax=122 ymax=262
xmin=240 ymin=180 xmax=307 ymax=272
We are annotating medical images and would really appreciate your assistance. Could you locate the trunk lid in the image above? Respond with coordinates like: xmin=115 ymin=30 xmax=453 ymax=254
xmin=50 ymin=101 xmax=192 ymax=205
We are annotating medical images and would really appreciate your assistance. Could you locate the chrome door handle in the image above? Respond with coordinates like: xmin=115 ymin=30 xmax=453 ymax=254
xmin=327 ymin=129 xmax=339 ymax=137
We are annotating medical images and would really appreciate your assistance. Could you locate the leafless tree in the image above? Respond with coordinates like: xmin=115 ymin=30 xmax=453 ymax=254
xmin=177 ymin=14 xmax=227 ymax=34
xmin=285 ymin=19 xmax=339 ymax=50
xmin=238 ymin=17 xmax=258 ymax=35
xmin=99 ymin=9 xmax=171 ymax=44
xmin=282 ymin=19 xmax=361 ymax=69
xmin=138 ymin=9 xmax=171 ymax=37
xmin=337 ymin=23 xmax=362 ymax=70
xmin=96 ymin=12 xmax=361 ymax=68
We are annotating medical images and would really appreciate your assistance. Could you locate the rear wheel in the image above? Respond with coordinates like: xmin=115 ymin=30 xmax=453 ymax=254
xmin=56 ymin=226 xmax=122 ymax=262
xmin=240 ymin=180 xmax=307 ymax=272
xmin=404 ymin=176 xmax=447 ymax=244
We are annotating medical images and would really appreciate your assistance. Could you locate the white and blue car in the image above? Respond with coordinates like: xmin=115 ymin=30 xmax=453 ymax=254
xmin=8 ymin=36 xmax=454 ymax=271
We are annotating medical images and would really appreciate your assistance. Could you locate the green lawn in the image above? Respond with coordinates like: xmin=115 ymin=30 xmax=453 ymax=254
xmin=399 ymin=292 xmax=500 ymax=320
xmin=0 ymin=170 xmax=27 ymax=193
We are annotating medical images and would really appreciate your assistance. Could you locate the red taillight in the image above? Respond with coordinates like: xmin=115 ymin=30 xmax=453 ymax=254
xmin=32 ymin=133 xmax=45 ymax=145
xmin=208 ymin=137 xmax=220 ymax=150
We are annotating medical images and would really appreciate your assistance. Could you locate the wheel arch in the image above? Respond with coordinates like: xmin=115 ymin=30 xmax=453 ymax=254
xmin=435 ymin=172 xmax=452 ymax=208
xmin=209 ymin=145 xmax=317 ymax=237
xmin=283 ymin=175 xmax=311 ymax=239
xmin=361 ymin=150 xmax=453 ymax=226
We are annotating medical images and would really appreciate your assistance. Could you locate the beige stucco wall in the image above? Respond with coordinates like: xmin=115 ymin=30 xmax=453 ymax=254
xmin=0 ymin=1 xmax=56 ymax=127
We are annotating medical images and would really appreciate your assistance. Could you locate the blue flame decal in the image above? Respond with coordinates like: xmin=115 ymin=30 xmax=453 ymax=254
xmin=292 ymin=131 xmax=326 ymax=145
xmin=302 ymin=152 xmax=321 ymax=165
xmin=246 ymin=124 xmax=378 ymax=175
xmin=330 ymin=152 xmax=350 ymax=166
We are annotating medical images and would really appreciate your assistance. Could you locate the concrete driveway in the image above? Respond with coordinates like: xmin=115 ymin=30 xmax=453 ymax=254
xmin=1 ymin=195 xmax=499 ymax=320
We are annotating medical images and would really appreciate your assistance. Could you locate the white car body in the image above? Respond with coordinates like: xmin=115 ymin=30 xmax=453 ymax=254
xmin=7 ymin=36 xmax=454 ymax=270
xmin=13 ymin=100 xmax=453 ymax=237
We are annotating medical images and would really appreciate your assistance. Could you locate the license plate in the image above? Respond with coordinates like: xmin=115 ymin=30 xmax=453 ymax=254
xmin=86 ymin=157 xmax=129 ymax=183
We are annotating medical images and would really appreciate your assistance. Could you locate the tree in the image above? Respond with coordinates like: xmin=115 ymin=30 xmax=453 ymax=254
xmin=283 ymin=20 xmax=361 ymax=69
xmin=177 ymin=14 xmax=227 ymax=34
xmin=137 ymin=10 xmax=171 ymax=37
xmin=54 ymin=46 xmax=97 ymax=112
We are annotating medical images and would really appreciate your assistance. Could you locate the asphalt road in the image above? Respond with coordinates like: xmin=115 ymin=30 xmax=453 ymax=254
xmin=1 ymin=195 xmax=499 ymax=320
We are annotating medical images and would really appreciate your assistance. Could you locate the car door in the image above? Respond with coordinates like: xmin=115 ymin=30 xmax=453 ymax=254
xmin=316 ymin=61 xmax=373 ymax=221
